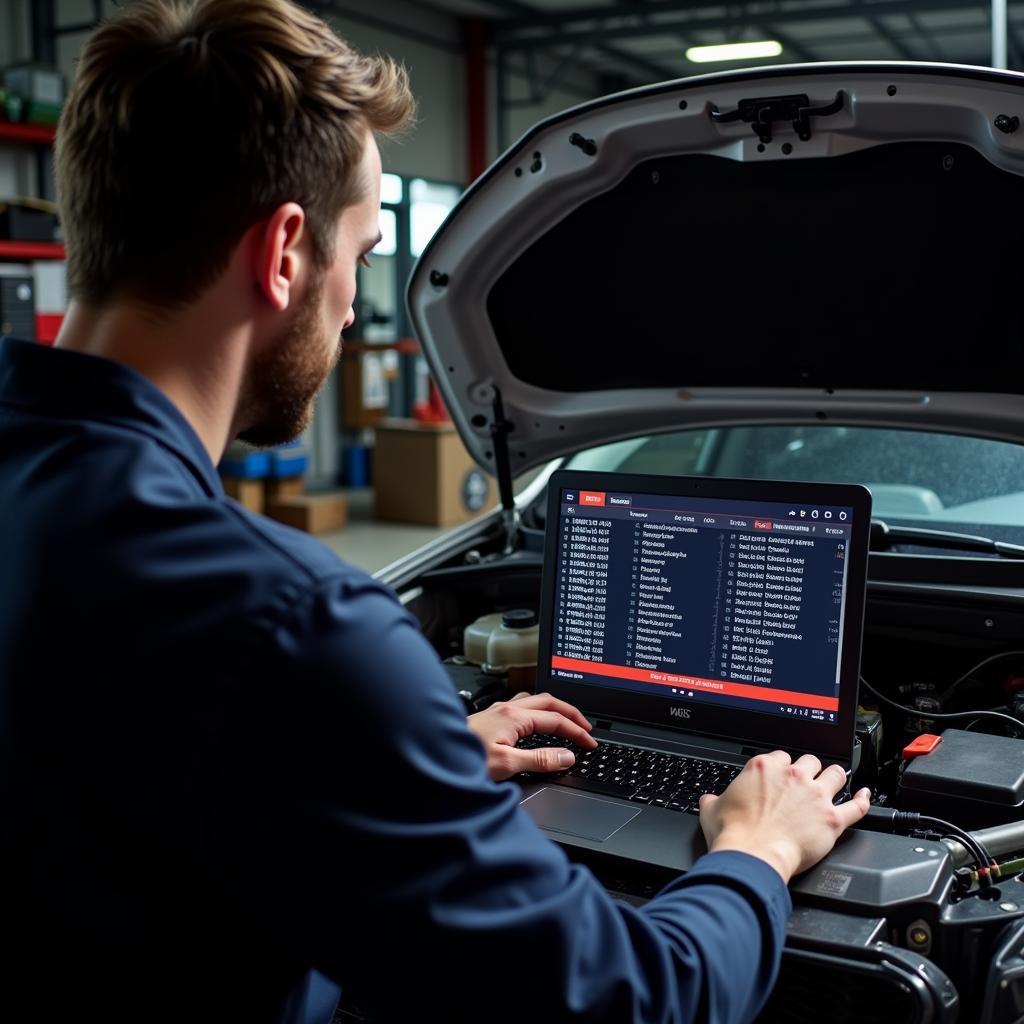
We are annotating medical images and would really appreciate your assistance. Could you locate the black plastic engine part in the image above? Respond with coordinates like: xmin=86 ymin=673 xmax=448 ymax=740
xmin=441 ymin=659 xmax=508 ymax=712
xmin=977 ymin=918 xmax=1024 ymax=1024
xmin=897 ymin=729 xmax=1024 ymax=829
xmin=757 ymin=940 xmax=958 ymax=1024
xmin=792 ymin=829 xmax=953 ymax=913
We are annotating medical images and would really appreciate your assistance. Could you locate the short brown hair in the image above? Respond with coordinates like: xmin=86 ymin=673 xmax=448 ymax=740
xmin=56 ymin=0 xmax=415 ymax=308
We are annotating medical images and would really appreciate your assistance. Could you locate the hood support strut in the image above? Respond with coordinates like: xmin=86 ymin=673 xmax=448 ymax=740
xmin=489 ymin=387 xmax=521 ymax=553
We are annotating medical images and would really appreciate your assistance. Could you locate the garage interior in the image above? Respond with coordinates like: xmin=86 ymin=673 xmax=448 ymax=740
xmin=1 ymin=0 xmax=1022 ymax=573
xmin=5 ymin=4 xmax=1024 ymax=1023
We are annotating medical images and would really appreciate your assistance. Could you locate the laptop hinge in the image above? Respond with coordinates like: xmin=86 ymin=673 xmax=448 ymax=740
xmin=597 ymin=720 xmax=852 ymax=772
xmin=598 ymin=719 xmax=750 ymax=760
xmin=741 ymin=742 xmax=854 ymax=774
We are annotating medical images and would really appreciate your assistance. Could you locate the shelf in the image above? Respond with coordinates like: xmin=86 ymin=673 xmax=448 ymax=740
xmin=342 ymin=338 xmax=420 ymax=355
xmin=0 ymin=122 xmax=56 ymax=145
xmin=0 ymin=240 xmax=65 ymax=260
xmin=36 ymin=313 xmax=63 ymax=344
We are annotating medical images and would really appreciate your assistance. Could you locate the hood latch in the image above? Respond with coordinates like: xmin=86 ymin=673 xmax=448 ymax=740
xmin=710 ymin=90 xmax=845 ymax=144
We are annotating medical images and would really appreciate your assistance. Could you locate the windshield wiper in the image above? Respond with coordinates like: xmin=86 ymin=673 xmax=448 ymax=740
xmin=870 ymin=519 xmax=1024 ymax=560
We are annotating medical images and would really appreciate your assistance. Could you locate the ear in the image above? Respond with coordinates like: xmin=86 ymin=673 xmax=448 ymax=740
xmin=252 ymin=202 xmax=307 ymax=312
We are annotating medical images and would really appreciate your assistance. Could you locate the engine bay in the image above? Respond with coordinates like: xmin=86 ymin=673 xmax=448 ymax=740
xmin=397 ymin=60 xmax=1024 ymax=1024
xmin=392 ymin=514 xmax=1024 ymax=1023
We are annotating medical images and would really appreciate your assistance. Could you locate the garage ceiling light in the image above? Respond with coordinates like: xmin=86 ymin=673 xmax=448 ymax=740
xmin=685 ymin=41 xmax=783 ymax=63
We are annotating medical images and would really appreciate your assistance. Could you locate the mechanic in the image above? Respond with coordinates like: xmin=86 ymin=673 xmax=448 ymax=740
xmin=0 ymin=1 xmax=871 ymax=1021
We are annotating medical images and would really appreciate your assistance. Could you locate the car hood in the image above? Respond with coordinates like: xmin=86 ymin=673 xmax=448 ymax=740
xmin=407 ymin=62 xmax=1024 ymax=478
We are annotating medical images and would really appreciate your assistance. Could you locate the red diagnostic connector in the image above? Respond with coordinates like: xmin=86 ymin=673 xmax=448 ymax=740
xmin=902 ymin=733 xmax=942 ymax=760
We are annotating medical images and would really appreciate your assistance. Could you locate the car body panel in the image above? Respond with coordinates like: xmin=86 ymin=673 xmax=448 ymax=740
xmin=408 ymin=62 xmax=1024 ymax=479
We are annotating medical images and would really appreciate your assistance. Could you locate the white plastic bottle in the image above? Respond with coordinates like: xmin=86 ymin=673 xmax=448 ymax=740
xmin=463 ymin=609 xmax=540 ymax=693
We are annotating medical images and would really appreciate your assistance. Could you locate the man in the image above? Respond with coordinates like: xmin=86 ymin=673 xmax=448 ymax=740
xmin=0 ymin=2 xmax=870 ymax=1022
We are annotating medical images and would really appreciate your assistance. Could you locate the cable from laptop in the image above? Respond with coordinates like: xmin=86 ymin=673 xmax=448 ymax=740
xmin=863 ymin=806 xmax=996 ymax=886
xmin=858 ymin=675 xmax=1024 ymax=737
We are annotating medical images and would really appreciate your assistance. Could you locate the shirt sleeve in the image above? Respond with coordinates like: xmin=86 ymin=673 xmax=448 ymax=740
xmin=207 ymin=576 xmax=791 ymax=1024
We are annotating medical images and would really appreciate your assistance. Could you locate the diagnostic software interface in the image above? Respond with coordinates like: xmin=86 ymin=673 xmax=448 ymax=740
xmin=550 ymin=486 xmax=855 ymax=725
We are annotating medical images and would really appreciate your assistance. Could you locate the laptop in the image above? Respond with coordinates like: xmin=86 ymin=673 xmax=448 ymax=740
xmin=518 ymin=469 xmax=872 ymax=874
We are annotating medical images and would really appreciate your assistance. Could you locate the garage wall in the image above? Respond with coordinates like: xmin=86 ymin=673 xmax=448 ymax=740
xmin=0 ymin=0 xmax=599 ymax=196
xmin=0 ymin=0 xmax=33 ymax=196
xmin=499 ymin=79 xmax=597 ymax=160
xmin=0 ymin=0 xmax=468 ymax=189
xmin=319 ymin=0 xmax=468 ymax=183
xmin=0 ymin=0 xmax=30 ymax=66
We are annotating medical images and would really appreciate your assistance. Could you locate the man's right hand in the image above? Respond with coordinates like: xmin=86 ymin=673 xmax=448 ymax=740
xmin=698 ymin=751 xmax=871 ymax=884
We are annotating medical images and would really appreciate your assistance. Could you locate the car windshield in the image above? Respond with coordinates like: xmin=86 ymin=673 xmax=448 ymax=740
xmin=563 ymin=426 xmax=1024 ymax=550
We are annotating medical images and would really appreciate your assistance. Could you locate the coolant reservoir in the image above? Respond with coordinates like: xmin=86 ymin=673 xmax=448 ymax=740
xmin=463 ymin=609 xmax=539 ymax=692
xmin=463 ymin=613 xmax=503 ymax=667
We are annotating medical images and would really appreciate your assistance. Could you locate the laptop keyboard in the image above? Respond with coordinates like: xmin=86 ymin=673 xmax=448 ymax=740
xmin=516 ymin=735 xmax=741 ymax=812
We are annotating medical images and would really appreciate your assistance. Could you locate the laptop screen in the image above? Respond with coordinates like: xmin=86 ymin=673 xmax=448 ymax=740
xmin=543 ymin=474 xmax=869 ymax=739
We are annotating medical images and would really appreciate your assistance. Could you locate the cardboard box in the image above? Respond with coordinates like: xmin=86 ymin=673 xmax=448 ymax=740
xmin=268 ymin=440 xmax=309 ymax=478
xmin=222 ymin=476 xmax=264 ymax=514
xmin=265 ymin=476 xmax=305 ymax=501
xmin=266 ymin=493 xmax=347 ymax=534
xmin=374 ymin=419 xmax=494 ymax=527
xmin=340 ymin=348 xmax=389 ymax=429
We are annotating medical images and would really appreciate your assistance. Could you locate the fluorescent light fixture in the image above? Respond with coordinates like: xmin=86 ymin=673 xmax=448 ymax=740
xmin=685 ymin=40 xmax=782 ymax=63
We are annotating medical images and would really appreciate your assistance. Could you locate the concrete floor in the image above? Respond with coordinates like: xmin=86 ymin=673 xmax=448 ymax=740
xmin=314 ymin=467 xmax=546 ymax=575
xmin=317 ymin=487 xmax=453 ymax=575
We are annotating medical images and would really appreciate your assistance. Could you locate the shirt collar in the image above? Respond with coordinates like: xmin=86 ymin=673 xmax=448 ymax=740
xmin=0 ymin=336 xmax=223 ymax=497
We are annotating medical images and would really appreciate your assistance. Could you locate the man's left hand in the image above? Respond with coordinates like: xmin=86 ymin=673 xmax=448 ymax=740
xmin=467 ymin=692 xmax=599 ymax=781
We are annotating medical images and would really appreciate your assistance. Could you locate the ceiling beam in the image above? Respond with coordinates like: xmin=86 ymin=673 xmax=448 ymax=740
xmin=762 ymin=20 xmax=1014 ymax=46
xmin=480 ymin=0 xmax=679 ymax=82
xmin=500 ymin=0 xmax=734 ymax=32
xmin=760 ymin=24 xmax=820 ymax=61
xmin=1000 ymin=14 xmax=1024 ymax=66
xmin=493 ymin=0 xmax=1010 ymax=47
xmin=309 ymin=1 xmax=461 ymax=52
xmin=908 ymin=12 xmax=946 ymax=57
xmin=860 ymin=10 xmax=920 ymax=58
xmin=591 ymin=40 xmax=678 ymax=81
xmin=507 ymin=23 xmax=1023 ymax=67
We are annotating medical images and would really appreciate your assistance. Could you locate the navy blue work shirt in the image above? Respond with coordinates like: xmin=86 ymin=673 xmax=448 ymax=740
xmin=0 ymin=336 xmax=791 ymax=1024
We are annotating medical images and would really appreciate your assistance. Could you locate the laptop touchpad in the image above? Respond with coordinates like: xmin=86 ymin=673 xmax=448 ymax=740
xmin=521 ymin=787 xmax=642 ymax=841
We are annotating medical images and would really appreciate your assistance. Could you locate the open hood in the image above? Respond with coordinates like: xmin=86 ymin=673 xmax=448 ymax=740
xmin=407 ymin=62 xmax=1024 ymax=479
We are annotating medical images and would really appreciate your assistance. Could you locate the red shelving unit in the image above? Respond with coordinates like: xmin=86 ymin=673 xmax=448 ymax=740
xmin=0 ymin=121 xmax=64 ymax=342
xmin=0 ymin=122 xmax=56 ymax=145
xmin=0 ymin=240 xmax=65 ymax=260
xmin=0 ymin=122 xmax=63 ymax=262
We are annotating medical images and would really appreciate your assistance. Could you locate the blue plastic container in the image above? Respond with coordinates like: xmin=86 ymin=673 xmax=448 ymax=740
xmin=268 ymin=441 xmax=309 ymax=479
xmin=341 ymin=444 xmax=370 ymax=487
xmin=219 ymin=449 xmax=271 ymax=479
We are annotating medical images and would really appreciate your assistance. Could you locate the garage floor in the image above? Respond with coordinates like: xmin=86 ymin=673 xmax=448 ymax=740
xmin=318 ymin=487 xmax=451 ymax=575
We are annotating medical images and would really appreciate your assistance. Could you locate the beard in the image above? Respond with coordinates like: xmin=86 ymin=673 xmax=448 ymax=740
xmin=237 ymin=272 xmax=341 ymax=448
